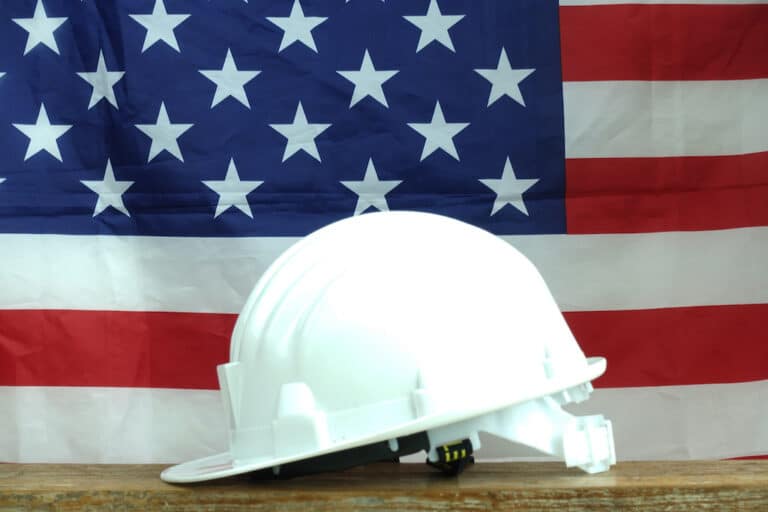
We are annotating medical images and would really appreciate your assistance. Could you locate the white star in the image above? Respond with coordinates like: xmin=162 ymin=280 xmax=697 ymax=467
xmin=76 ymin=51 xmax=125 ymax=109
xmin=135 ymin=102 xmax=193 ymax=162
xmin=266 ymin=0 xmax=327 ymax=53
xmin=341 ymin=158 xmax=402 ymax=216
xmin=403 ymin=0 xmax=464 ymax=53
xmin=269 ymin=102 xmax=331 ymax=162
xmin=202 ymin=158 xmax=264 ymax=218
xmin=479 ymin=158 xmax=539 ymax=216
xmin=199 ymin=49 xmax=261 ymax=109
xmin=12 ymin=0 xmax=68 ymax=55
xmin=475 ymin=48 xmax=535 ymax=107
xmin=0 ymin=178 xmax=5 ymax=185
xmin=13 ymin=103 xmax=72 ymax=162
xmin=338 ymin=50 xmax=398 ymax=108
xmin=80 ymin=159 xmax=134 ymax=217
xmin=129 ymin=0 xmax=190 ymax=53
xmin=407 ymin=101 xmax=469 ymax=161
xmin=0 ymin=72 xmax=5 ymax=79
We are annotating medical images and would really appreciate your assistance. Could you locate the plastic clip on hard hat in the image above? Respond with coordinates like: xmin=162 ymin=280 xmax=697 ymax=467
xmin=161 ymin=211 xmax=616 ymax=483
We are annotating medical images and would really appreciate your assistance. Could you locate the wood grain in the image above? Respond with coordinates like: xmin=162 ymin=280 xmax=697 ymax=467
xmin=1 ymin=461 xmax=766 ymax=511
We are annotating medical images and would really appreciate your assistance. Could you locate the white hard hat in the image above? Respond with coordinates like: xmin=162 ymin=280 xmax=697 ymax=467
xmin=161 ymin=211 xmax=615 ymax=483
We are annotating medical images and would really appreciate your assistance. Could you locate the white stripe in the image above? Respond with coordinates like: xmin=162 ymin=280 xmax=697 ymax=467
xmin=506 ymin=228 xmax=768 ymax=312
xmin=1 ymin=227 xmax=766 ymax=313
xmin=563 ymin=80 xmax=768 ymax=158
xmin=2 ymin=382 xmax=765 ymax=463
xmin=561 ymin=0 xmax=768 ymax=5
xmin=0 ymin=234 xmax=296 ymax=314
xmin=0 ymin=387 xmax=226 ymax=463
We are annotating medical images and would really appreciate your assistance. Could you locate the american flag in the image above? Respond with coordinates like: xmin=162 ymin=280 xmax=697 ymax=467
xmin=0 ymin=0 xmax=766 ymax=463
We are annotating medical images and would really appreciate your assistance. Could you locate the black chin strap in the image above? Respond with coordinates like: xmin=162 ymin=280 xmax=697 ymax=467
xmin=249 ymin=433 xmax=475 ymax=480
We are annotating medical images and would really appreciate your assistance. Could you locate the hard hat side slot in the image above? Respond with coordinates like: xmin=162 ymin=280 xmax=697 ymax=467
xmin=217 ymin=362 xmax=242 ymax=431
xmin=272 ymin=382 xmax=331 ymax=458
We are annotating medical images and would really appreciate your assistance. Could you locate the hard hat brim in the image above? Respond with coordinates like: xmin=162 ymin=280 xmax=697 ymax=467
xmin=161 ymin=356 xmax=607 ymax=483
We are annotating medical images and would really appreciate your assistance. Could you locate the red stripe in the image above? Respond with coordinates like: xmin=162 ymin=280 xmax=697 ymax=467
xmin=565 ymin=152 xmax=768 ymax=234
xmin=559 ymin=4 xmax=768 ymax=81
xmin=2 ymin=305 xmax=767 ymax=389
xmin=0 ymin=310 xmax=234 ymax=389
xmin=565 ymin=304 xmax=768 ymax=388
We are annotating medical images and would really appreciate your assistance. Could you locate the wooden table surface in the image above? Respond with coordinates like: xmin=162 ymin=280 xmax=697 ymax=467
xmin=1 ymin=461 xmax=767 ymax=511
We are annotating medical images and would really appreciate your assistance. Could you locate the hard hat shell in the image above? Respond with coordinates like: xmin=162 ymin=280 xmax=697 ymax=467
xmin=162 ymin=211 xmax=614 ymax=482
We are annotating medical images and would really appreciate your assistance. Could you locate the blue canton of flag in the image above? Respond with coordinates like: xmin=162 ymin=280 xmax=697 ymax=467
xmin=0 ymin=0 xmax=565 ymax=236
